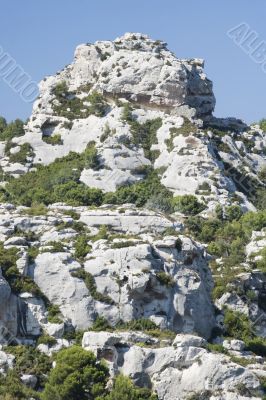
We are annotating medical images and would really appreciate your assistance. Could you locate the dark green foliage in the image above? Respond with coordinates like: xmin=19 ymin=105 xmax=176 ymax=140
xmin=4 ymin=154 xmax=172 ymax=213
xmin=259 ymin=119 xmax=266 ymax=132
xmin=0 ymin=243 xmax=44 ymax=297
xmin=47 ymin=304 xmax=63 ymax=324
xmin=116 ymin=318 xmax=157 ymax=332
xmin=5 ymin=143 xmax=103 ymax=206
xmin=246 ymin=337 xmax=266 ymax=357
xmin=6 ymin=345 xmax=52 ymax=389
xmin=121 ymin=104 xmax=162 ymax=161
xmin=0 ymin=116 xmax=7 ymax=134
xmin=0 ymin=370 xmax=40 ymax=399
xmin=223 ymin=309 xmax=266 ymax=358
xmin=44 ymin=241 xmax=66 ymax=253
xmin=255 ymin=247 xmax=266 ymax=272
xmin=172 ymin=195 xmax=205 ymax=215
xmin=42 ymin=134 xmax=63 ymax=145
xmin=104 ymin=375 xmax=158 ymax=400
xmin=0 ymin=118 xmax=24 ymax=141
xmin=258 ymin=166 xmax=266 ymax=183
xmin=25 ymin=202 xmax=48 ymax=216
xmin=186 ymin=210 xmax=266 ymax=298
xmin=89 ymin=225 xmax=109 ymax=242
xmin=224 ymin=205 xmax=243 ymax=222
xmin=41 ymin=346 xmax=109 ymax=400
xmin=62 ymin=210 xmax=80 ymax=220
xmin=8 ymin=143 xmax=33 ymax=164
xmin=196 ymin=182 xmax=211 ymax=195
xmin=71 ymin=268 xmax=114 ymax=305
xmin=91 ymin=316 xmax=113 ymax=332
xmin=156 ymin=271 xmax=175 ymax=287
xmin=37 ymin=335 xmax=57 ymax=347
xmin=104 ymin=170 xmax=173 ymax=212
xmin=111 ymin=241 xmax=136 ymax=249
xmin=206 ymin=343 xmax=227 ymax=354
xmin=223 ymin=309 xmax=252 ymax=342
xmin=52 ymin=81 xmax=108 ymax=120
xmin=74 ymin=235 xmax=92 ymax=259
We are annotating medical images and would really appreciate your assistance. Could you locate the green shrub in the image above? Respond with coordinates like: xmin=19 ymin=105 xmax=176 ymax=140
xmin=91 ymin=316 xmax=113 ymax=332
xmin=104 ymin=170 xmax=173 ymax=212
xmin=0 ymin=243 xmax=44 ymax=297
xmin=5 ymin=143 xmax=103 ymax=206
xmin=0 ymin=370 xmax=39 ymax=399
xmin=42 ymin=346 xmax=109 ymax=400
xmin=62 ymin=210 xmax=80 ymax=220
xmin=8 ymin=143 xmax=33 ymax=164
xmin=100 ymin=123 xmax=111 ymax=142
xmin=42 ymin=134 xmax=63 ymax=145
xmin=121 ymin=104 xmax=162 ymax=161
xmin=52 ymin=81 xmax=107 ymax=120
xmin=74 ymin=235 xmax=92 ymax=259
xmin=223 ymin=309 xmax=252 ymax=342
xmin=24 ymin=202 xmax=48 ymax=216
xmin=90 ymin=225 xmax=109 ymax=242
xmin=172 ymin=195 xmax=205 ymax=215
xmin=224 ymin=205 xmax=243 ymax=221
xmin=44 ymin=241 xmax=66 ymax=253
xmin=206 ymin=343 xmax=227 ymax=354
xmin=104 ymin=374 xmax=158 ymax=400
xmin=71 ymin=268 xmax=114 ymax=305
xmin=111 ymin=241 xmax=136 ymax=249
xmin=37 ymin=334 xmax=57 ymax=347
xmin=0 ymin=118 xmax=24 ymax=141
xmin=156 ymin=271 xmax=175 ymax=287
xmin=116 ymin=318 xmax=157 ymax=332
xmin=47 ymin=304 xmax=63 ymax=324
xmin=259 ymin=118 xmax=266 ymax=132
xmin=246 ymin=337 xmax=266 ymax=357
xmin=5 ymin=345 xmax=52 ymax=389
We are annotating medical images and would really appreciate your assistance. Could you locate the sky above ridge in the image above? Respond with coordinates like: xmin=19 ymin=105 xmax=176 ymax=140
xmin=0 ymin=0 xmax=265 ymax=123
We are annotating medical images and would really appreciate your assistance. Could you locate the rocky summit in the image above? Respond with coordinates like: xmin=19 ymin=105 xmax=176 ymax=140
xmin=0 ymin=33 xmax=266 ymax=399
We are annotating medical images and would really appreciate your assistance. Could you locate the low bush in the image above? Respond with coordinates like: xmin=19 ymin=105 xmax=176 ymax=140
xmin=47 ymin=304 xmax=63 ymax=324
xmin=5 ymin=345 xmax=52 ymax=389
xmin=121 ymin=104 xmax=162 ymax=161
xmin=52 ymin=81 xmax=108 ymax=120
xmin=104 ymin=374 xmax=158 ymax=400
xmin=8 ymin=143 xmax=33 ymax=164
xmin=156 ymin=271 xmax=175 ymax=287
xmin=172 ymin=195 xmax=205 ymax=215
xmin=5 ymin=143 xmax=103 ymax=206
xmin=37 ymin=334 xmax=57 ymax=347
xmin=42 ymin=346 xmax=109 ymax=400
xmin=0 ymin=118 xmax=25 ymax=141
xmin=71 ymin=268 xmax=114 ymax=305
xmin=0 ymin=243 xmax=44 ymax=297
xmin=74 ymin=234 xmax=92 ymax=259
xmin=42 ymin=134 xmax=63 ymax=145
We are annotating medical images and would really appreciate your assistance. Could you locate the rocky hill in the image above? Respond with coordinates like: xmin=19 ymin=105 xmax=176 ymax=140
xmin=0 ymin=33 xmax=266 ymax=399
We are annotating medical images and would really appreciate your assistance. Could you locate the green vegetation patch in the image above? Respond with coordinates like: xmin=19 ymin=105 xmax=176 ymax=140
xmin=52 ymin=82 xmax=108 ymax=120
xmin=122 ymin=103 xmax=162 ymax=161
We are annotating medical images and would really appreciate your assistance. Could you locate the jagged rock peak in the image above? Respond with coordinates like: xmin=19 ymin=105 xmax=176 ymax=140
xmin=37 ymin=32 xmax=215 ymax=118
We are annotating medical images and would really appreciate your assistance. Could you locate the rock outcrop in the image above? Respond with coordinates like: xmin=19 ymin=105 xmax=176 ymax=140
xmin=0 ymin=33 xmax=266 ymax=399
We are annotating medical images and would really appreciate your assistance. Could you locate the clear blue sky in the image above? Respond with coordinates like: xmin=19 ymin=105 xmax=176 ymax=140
xmin=0 ymin=0 xmax=265 ymax=123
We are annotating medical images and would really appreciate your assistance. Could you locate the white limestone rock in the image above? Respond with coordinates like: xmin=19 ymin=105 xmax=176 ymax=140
xmin=82 ymin=332 xmax=260 ymax=400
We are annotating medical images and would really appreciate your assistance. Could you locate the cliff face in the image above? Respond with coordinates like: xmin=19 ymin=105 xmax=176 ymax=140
xmin=0 ymin=33 xmax=266 ymax=399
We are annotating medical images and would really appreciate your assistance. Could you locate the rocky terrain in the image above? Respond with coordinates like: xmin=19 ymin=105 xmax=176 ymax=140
xmin=0 ymin=33 xmax=266 ymax=399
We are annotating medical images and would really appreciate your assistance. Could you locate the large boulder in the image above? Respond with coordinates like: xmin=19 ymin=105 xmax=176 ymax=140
xmin=82 ymin=331 xmax=260 ymax=400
